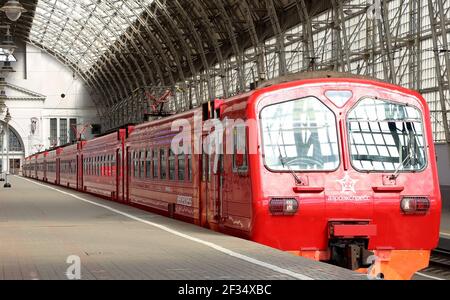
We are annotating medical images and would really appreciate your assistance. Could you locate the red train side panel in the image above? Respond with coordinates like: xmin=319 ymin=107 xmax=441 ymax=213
xmin=59 ymin=144 xmax=79 ymax=189
xmin=125 ymin=111 xmax=200 ymax=222
xmin=80 ymin=130 xmax=126 ymax=201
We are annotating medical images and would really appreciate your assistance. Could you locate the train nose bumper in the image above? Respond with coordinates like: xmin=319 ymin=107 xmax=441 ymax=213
xmin=327 ymin=222 xmax=430 ymax=280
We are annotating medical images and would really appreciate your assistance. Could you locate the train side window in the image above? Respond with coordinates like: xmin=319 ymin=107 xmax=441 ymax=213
xmin=160 ymin=148 xmax=167 ymax=180
xmin=103 ymin=155 xmax=107 ymax=176
xmin=106 ymin=155 xmax=109 ymax=177
xmin=134 ymin=151 xmax=139 ymax=178
xmin=169 ymin=149 xmax=176 ymax=180
xmin=178 ymin=154 xmax=186 ymax=181
xmin=127 ymin=149 xmax=132 ymax=178
xmin=106 ymin=155 xmax=111 ymax=177
xmin=146 ymin=150 xmax=152 ymax=179
xmin=117 ymin=152 xmax=121 ymax=177
xmin=202 ymin=153 xmax=208 ymax=182
xmin=101 ymin=156 xmax=104 ymax=176
xmin=188 ymin=155 xmax=192 ymax=182
xmin=140 ymin=151 xmax=145 ymax=179
xmin=233 ymin=125 xmax=248 ymax=173
xmin=110 ymin=155 xmax=114 ymax=177
xmin=153 ymin=149 xmax=158 ymax=179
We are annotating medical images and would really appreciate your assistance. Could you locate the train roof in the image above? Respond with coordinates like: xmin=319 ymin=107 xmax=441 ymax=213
xmin=257 ymin=71 xmax=385 ymax=89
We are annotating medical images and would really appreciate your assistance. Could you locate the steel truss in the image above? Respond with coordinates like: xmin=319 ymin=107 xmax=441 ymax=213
xmin=12 ymin=0 xmax=450 ymax=142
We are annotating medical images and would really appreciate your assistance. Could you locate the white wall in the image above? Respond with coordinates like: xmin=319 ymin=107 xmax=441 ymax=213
xmin=1 ymin=42 xmax=98 ymax=171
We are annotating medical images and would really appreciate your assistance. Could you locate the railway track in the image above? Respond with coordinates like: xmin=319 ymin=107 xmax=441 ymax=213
xmin=419 ymin=248 xmax=450 ymax=280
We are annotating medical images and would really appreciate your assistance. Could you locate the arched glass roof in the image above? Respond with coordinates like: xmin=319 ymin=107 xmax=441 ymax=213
xmin=29 ymin=0 xmax=154 ymax=72
xmin=24 ymin=0 xmax=323 ymax=105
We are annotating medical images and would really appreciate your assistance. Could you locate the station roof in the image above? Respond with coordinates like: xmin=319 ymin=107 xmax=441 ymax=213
xmin=8 ymin=0 xmax=333 ymax=109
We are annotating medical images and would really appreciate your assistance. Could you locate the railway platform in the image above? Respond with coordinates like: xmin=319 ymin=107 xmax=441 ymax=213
xmin=0 ymin=176 xmax=362 ymax=280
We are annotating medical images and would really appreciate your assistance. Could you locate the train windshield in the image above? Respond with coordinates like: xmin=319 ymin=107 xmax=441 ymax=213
xmin=261 ymin=97 xmax=340 ymax=171
xmin=348 ymin=98 xmax=427 ymax=172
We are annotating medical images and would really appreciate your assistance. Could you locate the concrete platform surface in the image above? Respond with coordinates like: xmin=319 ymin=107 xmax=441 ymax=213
xmin=0 ymin=176 xmax=362 ymax=280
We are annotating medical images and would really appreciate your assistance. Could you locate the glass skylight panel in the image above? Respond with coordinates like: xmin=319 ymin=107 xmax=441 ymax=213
xmin=29 ymin=0 xmax=155 ymax=72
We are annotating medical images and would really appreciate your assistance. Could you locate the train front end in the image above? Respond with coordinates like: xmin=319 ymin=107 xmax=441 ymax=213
xmin=250 ymin=77 xmax=441 ymax=280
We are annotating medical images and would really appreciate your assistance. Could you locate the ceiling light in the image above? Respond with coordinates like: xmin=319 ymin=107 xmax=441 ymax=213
xmin=0 ymin=0 xmax=27 ymax=22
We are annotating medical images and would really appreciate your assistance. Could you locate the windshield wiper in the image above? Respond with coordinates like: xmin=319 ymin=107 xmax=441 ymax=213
xmin=279 ymin=155 xmax=303 ymax=185
xmin=390 ymin=152 xmax=413 ymax=180
xmin=266 ymin=124 xmax=303 ymax=185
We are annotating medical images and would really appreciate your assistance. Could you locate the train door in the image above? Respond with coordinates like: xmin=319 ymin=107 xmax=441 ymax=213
xmin=116 ymin=148 xmax=123 ymax=202
xmin=125 ymin=147 xmax=131 ymax=204
xmin=202 ymin=133 xmax=223 ymax=228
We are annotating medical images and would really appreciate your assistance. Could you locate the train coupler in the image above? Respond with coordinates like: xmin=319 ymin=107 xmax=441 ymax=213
xmin=329 ymin=239 xmax=374 ymax=271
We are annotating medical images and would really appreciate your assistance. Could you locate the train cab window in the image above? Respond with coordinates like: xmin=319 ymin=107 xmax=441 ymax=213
xmin=146 ymin=150 xmax=152 ymax=179
xmin=153 ymin=149 xmax=159 ymax=178
xmin=169 ymin=149 xmax=176 ymax=180
xmin=178 ymin=154 xmax=186 ymax=181
xmin=261 ymin=97 xmax=340 ymax=171
xmin=232 ymin=124 xmax=248 ymax=173
xmin=348 ymin=98 xmax=427 ymax=172
xmin=160 ymin=149 xmax=167 ymax=180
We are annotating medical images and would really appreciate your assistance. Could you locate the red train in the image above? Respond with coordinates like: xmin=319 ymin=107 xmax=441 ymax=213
xmin=23 ymin=72 xmax=441 ymax=280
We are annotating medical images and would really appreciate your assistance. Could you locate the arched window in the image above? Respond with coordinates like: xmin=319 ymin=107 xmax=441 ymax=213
xmin=0 ymin=124 xmax=24 ymax=153
xmin=9 ymin=129 xmax=24 ymax=152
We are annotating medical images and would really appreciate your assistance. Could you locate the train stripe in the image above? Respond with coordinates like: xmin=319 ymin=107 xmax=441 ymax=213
xmin=18 ymin=176 xmax=314 ymax=280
